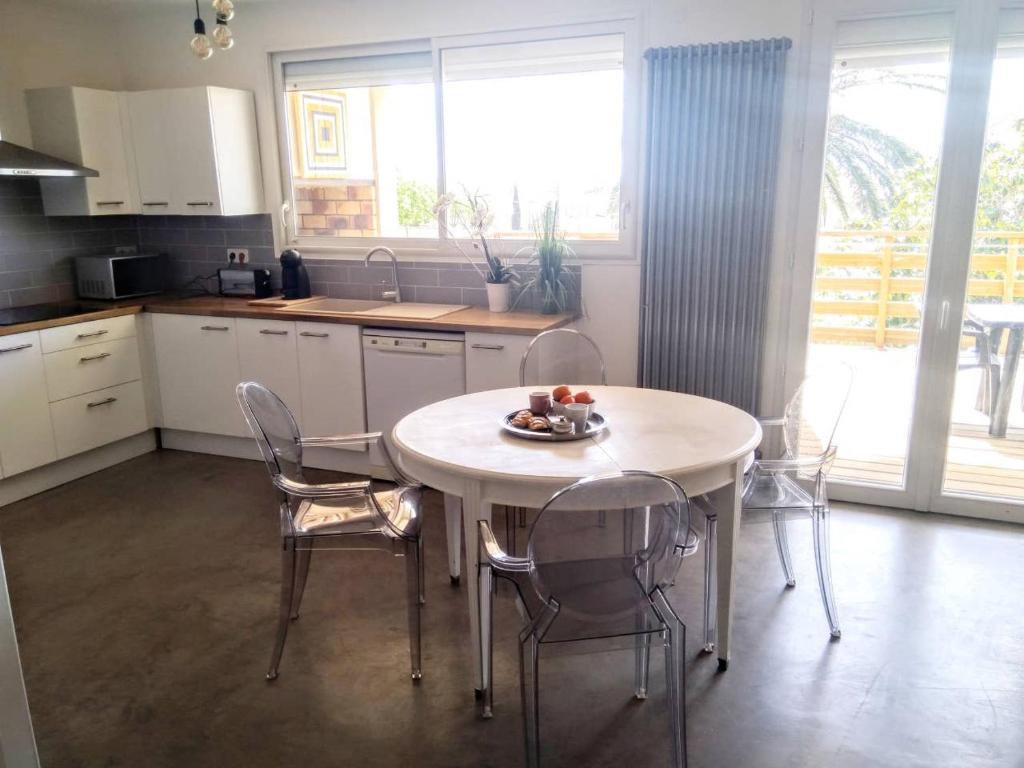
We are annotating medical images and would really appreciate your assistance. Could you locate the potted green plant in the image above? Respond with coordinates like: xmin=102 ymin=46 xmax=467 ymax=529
xmin=515 ymin=201 xmax=577 ymax=314
xmin=434 ymin=189 xmax=516 ymax=312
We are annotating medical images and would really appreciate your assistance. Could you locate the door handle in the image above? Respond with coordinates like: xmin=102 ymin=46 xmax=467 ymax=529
xmin=939 ymin=300 xmax=950 ymax=331
xmin=299 ymin=331 xmax=329 ymax=338
xmin=0 ymin=343 xmax=32 ymax=354
xmin=76 ymin=329 xmax=109 ymax=339
xmin=259 ymin=329 xmax=289 ymax=335
xmin=187 ymin=201 xmax=214 ymax=207
xmin=96 ymin=201 xmax=125 ymax=206
xmin=79 ymin=352 xmax=112 ymax=363
xmin=142 ymin=201 xmax=169 ymax=206
xmin=470 ymin=343 xmax=505 ymax=351
xmin=201 ymin=325 xmax=230 ymax=331
xmin=86 ymin=397 xmax=117 ymax=408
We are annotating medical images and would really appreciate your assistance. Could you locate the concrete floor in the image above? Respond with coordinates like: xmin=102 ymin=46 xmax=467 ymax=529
xmin=2 ymin=449 xmax=1023 ymax=767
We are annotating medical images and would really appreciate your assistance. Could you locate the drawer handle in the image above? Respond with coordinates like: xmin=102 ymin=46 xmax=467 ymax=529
xmin=96 ymin=201 xmax=125 ymax=206
xmin=86 ymin=397 xmax=117 ymax=408
xmin=79 ymin=352 xmax=112 ymax=363
xmin=201 ymin=325 xmax=230 ymax=331
xmin=299 ymin=331 xmax=329 ymax=338
xmin=76 ymin=329 xmax=109 ymax=339
xmin=259 ymin=329 xmax=289 ymax=336
xmin=142 ymin=201 xmax=169 ymax=206
xmin=187 ymin=201 xmax=214 ymax=206
xmin=471 ymin=343 xmax=505 ymax=351
xmin=0 ymin=343 xmax=32 ymax=354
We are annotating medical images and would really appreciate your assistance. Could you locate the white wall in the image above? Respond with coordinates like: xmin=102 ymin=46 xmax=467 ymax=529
xmin=0 ymin=0 xmax=124 ymax=146
xmin=0 ymin=0 xmax=807 ymax=390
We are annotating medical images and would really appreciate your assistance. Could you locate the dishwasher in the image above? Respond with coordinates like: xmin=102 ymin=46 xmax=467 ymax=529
xmin=362 ymin=328 xmax=466 ymax=473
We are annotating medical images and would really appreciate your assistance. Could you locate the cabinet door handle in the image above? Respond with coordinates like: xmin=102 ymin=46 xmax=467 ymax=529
xmin=0 ymin=343 xmax=32 ymax=354
xmin=76 ymin=329 xmax=109 ymax=339
xmin=471 ymin=343 xmax=505 ymax=351
xmin=96 ymin=201 xmax=125 ymax=206
xmin=259 ymin=329 xmax=289 ymax=335
xmin=187 ymin=201 xmax=214 ymax=206
xmin=299 ymin=331 xmax=329 ymax=338
xmin=86 ymin=397 xmax=117 ymax=408
xmin=142 ymin=201 xmax=169 ymax=206
xmin=79 ymin=352 xmax=112 ymax=363
xmin=200 ymin=325 xmax=230 ymax=331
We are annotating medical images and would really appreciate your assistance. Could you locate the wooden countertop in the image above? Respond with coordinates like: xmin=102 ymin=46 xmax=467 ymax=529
xmin=0 ymin=295 xmax=574 ymax=338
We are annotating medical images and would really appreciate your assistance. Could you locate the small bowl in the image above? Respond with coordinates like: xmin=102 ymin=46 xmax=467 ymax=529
xmin=551 ymin=401 xmax=566 ymax=416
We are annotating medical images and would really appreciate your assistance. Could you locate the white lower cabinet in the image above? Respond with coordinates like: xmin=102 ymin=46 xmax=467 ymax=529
xmin=236 ymin=318 xmax=303 ymax=422
xmin=296 ymin=322 xmax=366 ymax=450
xmin=50 ymin=381 xmax=148 ymax=459
xmin=0 ymin=332 xmax=58 ymax=476
xmin=43 ymin=337 xmax=142 ymax=403
xmin=465 ymin=332 xmax=533 ymax=392
xmin=151 ymin=314 xmax=247 ymax=437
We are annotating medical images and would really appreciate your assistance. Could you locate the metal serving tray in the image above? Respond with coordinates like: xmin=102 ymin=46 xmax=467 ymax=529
xmin=500 ymin=410 xmax=608 ymax=442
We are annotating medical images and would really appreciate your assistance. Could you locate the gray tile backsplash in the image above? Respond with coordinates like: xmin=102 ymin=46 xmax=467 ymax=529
xmin=0 ymin=177 xmax=580 ymax=313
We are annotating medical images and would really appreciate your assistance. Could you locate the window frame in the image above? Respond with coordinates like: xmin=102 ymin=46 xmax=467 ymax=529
xmin=270 ymin=19 xmax=640 ymax=261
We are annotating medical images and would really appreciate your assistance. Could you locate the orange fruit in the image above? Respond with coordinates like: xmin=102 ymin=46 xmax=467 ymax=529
xmin=552 ymin=385 xmax=571 ymax=401
xmin=560 ymin=395 xmax=575 ymax=405
xmin=574 ymin=391 xmax=594 ymax=405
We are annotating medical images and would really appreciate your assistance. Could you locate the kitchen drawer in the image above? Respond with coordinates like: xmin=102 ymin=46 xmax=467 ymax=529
xmin=40 ymin=313 xmax=136 ymax=354
xmin=50 ymin=380 xmax=148 ymax=459
xmin=44 ymin=336 xmax=142 ymax=402
xmin=465 ymin=332 xmax=532 ymax=393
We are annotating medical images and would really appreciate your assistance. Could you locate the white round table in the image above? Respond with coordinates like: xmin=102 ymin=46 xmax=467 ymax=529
xmin=392 ymin=385 xmax=761 ymax=691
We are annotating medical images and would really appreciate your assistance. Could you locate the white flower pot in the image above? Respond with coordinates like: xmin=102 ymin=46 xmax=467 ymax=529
xmin=486 ymin=282 xmax=511 ymax=313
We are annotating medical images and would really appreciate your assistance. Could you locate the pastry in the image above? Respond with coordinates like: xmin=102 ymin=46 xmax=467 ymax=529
xmin=527 ymin=417 xmax=550 ymax=431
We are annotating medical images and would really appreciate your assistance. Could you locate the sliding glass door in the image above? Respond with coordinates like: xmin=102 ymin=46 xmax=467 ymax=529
xmin=793 ymin=2 xmax=1023 ymax=520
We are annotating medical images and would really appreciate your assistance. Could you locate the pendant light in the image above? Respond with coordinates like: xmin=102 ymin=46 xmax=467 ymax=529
xmin=190 ymin=0 xmax=213 ymax=60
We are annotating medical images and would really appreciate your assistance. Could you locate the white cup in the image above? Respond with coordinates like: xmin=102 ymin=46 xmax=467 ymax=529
xmin=565 ymin=403 xmax=590 ymax=435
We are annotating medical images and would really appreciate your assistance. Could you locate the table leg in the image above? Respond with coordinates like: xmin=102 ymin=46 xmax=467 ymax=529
xmin=443 ymin=493 xmax=462 ymax=584
xmin=459 ymin=481 xmax=492 ymax=702
xmin=990 ymin=328 xmax=1023 ymax=439
xmin=709 ymin=460 xmax=744 ymax=671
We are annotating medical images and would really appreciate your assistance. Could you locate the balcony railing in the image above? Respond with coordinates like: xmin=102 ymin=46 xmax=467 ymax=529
xmin=812 ymin=229 xmax=1024 ymax=347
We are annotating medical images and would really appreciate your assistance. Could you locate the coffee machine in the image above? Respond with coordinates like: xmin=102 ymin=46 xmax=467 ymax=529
xmin=279 ymin=249 xmax=311 ymax=300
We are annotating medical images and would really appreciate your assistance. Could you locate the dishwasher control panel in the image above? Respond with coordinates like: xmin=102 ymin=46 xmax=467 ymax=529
xmin=362 ymin=334 xmax=465 ymax=356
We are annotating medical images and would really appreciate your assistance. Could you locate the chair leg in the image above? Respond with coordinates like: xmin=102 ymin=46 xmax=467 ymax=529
xmin=812 ymin=505 xmax=841 ymax=638
xmin=664 ymin=620 xmax=687 ymax=768
xmin=772 ymin=511 xmax=797 ymax=587
xmin=267 ymin=538 xmax=297 ymax=681
xmin=481 ymin=565 xmax=495 ymax=719
xmin=417 ymin=532 xmax=426 ymax=606
xmin=519 ymin=634 xmax=542 ymax=768
xmin=702 ymin=515 xmax=717 ymax=653
xmin=635 ymin=631 xmax=652 ymax=699
xmin=405 ymin=538 xmax=423 ymax=680
xmin=290 ymin=542 xmax=312 ymax=621
xmin=443 ymin=493 xmax=462 ymax=586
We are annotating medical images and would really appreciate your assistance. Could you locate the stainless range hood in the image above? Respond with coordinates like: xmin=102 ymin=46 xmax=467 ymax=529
xmin=0 ymin=138 xmax=98 ymax=178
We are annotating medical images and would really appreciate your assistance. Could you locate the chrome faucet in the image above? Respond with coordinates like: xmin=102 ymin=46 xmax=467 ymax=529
xmin=364 ymin=246 xmax=402 ymax=303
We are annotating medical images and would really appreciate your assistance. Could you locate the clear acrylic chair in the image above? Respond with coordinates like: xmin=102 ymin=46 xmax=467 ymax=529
xmin=478 ymin=471 xmax=699 ymax=768
xmin=236 ymin=381 xmax=425 ymax=682
xmin=518 ymin=328 xmax=607 ymax=387
xmin=701 ymin=364 xmax=853 ymax=643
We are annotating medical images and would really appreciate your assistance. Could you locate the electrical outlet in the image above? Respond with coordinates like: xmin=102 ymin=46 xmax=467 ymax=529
xmin=114 ymin=245 xmax=138 ymax=255
xmin=226 ymin=248 xmax=250 ymax=265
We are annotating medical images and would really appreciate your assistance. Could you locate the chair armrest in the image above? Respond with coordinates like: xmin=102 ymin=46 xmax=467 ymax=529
xmin=299 ymin=432 xmax=383 ymax=448
xmin=478 ymin=521 xmax=531 ymax=573
xmin=757 ymin=417 xmax=786 ymax=427
xmin=754 ymin=452 xmax=831 ymax=474
xmin=273 ymin=475 xmax=372 ymax=499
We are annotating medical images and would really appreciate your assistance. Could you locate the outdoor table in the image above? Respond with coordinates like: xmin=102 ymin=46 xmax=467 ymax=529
xmin=966 ymin=304 xmax=1024 ymax=437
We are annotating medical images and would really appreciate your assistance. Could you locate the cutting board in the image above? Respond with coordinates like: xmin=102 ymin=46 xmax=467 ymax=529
xmin=246 ymin=295 xmax=325 ymax=308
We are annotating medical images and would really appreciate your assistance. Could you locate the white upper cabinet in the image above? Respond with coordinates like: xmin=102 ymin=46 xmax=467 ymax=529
xmin=26 ymin=87 xmax=140 ymax=216
xmin=127 ymin=86 xmax=264 ymax=216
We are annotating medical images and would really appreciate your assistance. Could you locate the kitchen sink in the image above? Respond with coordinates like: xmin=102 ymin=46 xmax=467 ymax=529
xmin=279 ymin=298 xmax=390 ymax=314
xmin=281 ymin=298 xmax=468 ymax=320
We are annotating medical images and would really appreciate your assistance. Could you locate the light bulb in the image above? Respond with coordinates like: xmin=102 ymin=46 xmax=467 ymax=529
xmin=191 ymin=16 xmax=213 ymax=59
xmin=212 ymin=19 xmax=233 ymax=50
xmin=212 ymin=0 xmax=234 ymax=21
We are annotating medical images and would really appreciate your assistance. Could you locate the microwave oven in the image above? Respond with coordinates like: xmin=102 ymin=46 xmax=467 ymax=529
xmin=75 ymin=253 xmax=166 ymax=300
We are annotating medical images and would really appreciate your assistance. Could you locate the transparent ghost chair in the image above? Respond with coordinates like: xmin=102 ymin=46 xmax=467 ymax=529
xmin=701 ymin=364 xmax=853 ymax=643
xmin=236 ymin=381 xmax=425 ymax=681
xmin=478 ymin=471 xmax=699 ymax=768
xmin=509 ymin=328 xmax=608 ymax=545
xmin=518 ymin=327 xmax=607 ymax=387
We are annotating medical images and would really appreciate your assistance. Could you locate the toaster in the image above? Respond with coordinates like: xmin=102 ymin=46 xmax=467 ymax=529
xmin=218 ymin=268 xmax=273 ymax=298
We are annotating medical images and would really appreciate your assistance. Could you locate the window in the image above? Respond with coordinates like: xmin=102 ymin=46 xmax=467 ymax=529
xmin=274 ymin=25 xmax=631 ymax=254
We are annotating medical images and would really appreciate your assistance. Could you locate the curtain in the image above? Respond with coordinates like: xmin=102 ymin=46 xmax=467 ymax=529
xmin=638 ymin=38 xmax=791 ymax=413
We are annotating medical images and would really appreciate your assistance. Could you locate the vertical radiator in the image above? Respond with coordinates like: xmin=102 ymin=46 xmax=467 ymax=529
xmin=639 ymin=38 xmax=791 ymax=413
